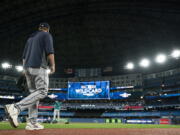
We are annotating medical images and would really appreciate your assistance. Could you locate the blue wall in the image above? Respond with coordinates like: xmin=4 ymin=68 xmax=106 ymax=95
xmin=1 ymin=109 xmax=180 ymax=117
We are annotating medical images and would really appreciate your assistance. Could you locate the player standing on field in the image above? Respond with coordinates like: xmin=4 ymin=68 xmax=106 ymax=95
xmin=53 ymin=100 xmax=62 ymax=122
xmin=5 ymin=22 xmax=55 ymax=130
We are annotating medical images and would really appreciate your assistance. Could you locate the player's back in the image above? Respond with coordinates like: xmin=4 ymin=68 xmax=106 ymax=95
xmin=23 ymin=31 xmax=50 ymax=68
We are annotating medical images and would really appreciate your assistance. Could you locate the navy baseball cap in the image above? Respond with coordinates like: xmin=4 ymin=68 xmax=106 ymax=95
xmin=39 ymin=22 xmax=50 ymax=29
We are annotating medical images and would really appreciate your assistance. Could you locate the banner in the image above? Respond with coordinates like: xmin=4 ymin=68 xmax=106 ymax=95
xmin=126 ymin=119 xmax=155 ymax=124
xmin=48 ymin=93 xmax=67 ymax=100
xmin=110 ymin=91 xmax=142 ymax=99
xmin=110 ymin=92 xmax=131 ymax=99
xmin=145 ymin=93 xmax=180 ymax=100
xmin=68 ymin=81 xmax=110 ymax=100
xmin=159 ymin=118 xmax=171 ymax=124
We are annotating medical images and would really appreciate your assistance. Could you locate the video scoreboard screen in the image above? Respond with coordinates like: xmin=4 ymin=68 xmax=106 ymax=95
xmin=68 ymin=81 xmax=110 ymax=100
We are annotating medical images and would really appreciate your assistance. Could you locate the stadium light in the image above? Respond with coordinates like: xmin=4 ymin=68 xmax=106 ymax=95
xmin=1 ymin=62 xmax=12 ymax=69
xmin=15 ymin=66 xmax=23 ymax=72
xmin=139 ymin=58 xmax=150 ymax=68
xmin=155 ymin=54 xmax=167 ymax=64
xmin=125 ymin=62 xmax=134 ymax=70
xmin=171 ymin=49 xmax=180 ymax=59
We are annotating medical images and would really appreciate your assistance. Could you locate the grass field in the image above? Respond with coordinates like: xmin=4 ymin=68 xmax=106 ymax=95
xmin=0 ymin=122 xmax=180 ymax=130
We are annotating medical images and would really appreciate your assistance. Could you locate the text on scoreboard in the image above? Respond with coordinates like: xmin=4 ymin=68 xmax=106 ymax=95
xmin=68 ymin=81 xmax=110 ymax=99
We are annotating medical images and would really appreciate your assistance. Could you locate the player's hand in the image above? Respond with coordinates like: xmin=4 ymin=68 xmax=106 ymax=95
xmin=50 ymin=65 xmax=55 ymax=74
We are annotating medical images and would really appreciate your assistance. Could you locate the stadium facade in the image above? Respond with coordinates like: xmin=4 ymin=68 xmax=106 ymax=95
xmin=0 ymin=67 xmax=180 ymax=124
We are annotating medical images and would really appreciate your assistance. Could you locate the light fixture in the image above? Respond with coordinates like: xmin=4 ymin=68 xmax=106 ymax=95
xmin=171 ymin=49 xmax=180 ymax=59
xmin=15 ymin=66 xmax=23 ymax=72
xmin=1 ymin=62 xmax=12 ymax=69
xmin=155 ymin=54 xmax=167 ymax=64
xmin=139 ymin=58 xmax=150 ymax=68
xmin=125 ymin=62 xmax=134 ymax=70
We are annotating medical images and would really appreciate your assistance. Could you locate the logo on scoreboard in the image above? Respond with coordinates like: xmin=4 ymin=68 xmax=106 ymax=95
xmin=75 ymin=85 xmax=102 ymax=96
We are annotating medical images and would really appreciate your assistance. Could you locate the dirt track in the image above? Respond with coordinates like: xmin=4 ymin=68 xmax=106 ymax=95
xmin=0 ymin=128 xmax=180 ymax=135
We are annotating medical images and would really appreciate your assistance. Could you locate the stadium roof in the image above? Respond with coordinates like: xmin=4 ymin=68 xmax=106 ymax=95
xmin=0 ymin=0 xmax=180 ymax=73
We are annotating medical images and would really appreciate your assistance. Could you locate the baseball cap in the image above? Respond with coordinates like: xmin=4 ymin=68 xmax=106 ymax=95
xmin=39 ymin=22 xmax=50 ymax=29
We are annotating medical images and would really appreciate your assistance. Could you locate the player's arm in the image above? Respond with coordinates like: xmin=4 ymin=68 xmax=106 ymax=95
xmin=44 ymin=33 xmax=55 ymax=74
xmin=47 ymin=54 xmax=55 ymax=74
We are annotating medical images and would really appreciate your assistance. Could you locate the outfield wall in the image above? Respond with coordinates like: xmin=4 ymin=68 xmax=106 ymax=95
xmin=35 ymin=117 xmax=175 ymax=125
xmin=1 ymin=109 xmax=180 ymax=117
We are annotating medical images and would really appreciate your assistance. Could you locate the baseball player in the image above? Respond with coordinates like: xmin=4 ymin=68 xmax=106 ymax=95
xmin=5 ymin=22 xmax=55 ymax=130
xmin=53 ymin=100 xmax=62 ymax=122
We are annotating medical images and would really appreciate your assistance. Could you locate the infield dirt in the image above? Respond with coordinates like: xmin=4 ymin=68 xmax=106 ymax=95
xmin=0 ymin=128 xmax=180 ymax=135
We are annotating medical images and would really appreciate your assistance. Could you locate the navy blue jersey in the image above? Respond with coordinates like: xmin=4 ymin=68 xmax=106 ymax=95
xmin=22 ymin=31 xmax=54 ymax=68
